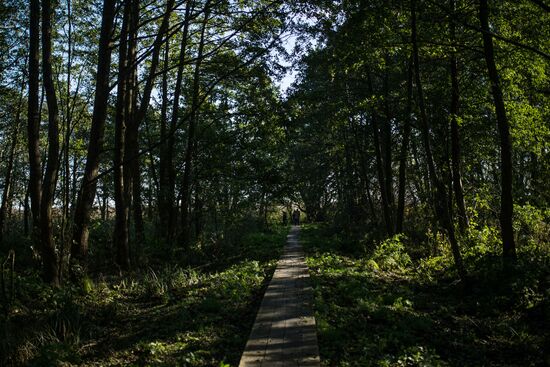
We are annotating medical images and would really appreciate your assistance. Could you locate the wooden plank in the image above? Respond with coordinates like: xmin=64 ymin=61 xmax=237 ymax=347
xmin=239 ymin=226 xmax=321 ymax=367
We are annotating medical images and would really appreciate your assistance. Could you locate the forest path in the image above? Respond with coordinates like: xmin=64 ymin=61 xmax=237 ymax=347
xmin=238 ymin=226 xmax=321 ymax=366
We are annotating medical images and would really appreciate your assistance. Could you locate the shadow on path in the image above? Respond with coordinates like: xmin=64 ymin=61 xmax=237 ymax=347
xmin=239 ymin=226 xmax=321 ymax=366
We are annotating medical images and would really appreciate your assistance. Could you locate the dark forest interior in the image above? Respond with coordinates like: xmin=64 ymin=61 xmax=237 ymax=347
xmin=0 ymin=0 xmax=549 ymax=365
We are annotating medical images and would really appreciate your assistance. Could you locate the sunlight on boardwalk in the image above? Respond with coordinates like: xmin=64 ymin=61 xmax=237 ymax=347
xmin=239 ymin=226 xmax=321 ymax=367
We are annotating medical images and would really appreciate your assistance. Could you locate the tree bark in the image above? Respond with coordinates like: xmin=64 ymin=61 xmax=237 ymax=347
xmin=27 ymin=0 xmax=42 ymax=249
xmin=114 ymin=0 xmax=131 ymax=270
xmin=124 ymin=0 xmax=141 ymax=249
xmin=478 ymin=0 xmax=517 ymax=262
xmin=41 ymin=0 xmax=61 ymax=285
xmin=60 ymin=0 xmax=73 ymax=280
xmin=24 ymin=184 xmax=30 ymax=236
xmin=159 ymin=39 xmax=170 ymax=237
xmin=71 ymin=0 xmax=117 ymax=263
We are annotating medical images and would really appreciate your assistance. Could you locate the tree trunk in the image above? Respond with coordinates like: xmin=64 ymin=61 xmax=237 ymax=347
xmin=24 ymin=184 xmax=30 ymax=236
xmin=124 ymin=0 xmax=141 ymax=250
xmin=41 ymin=0 xmax=61 ymax=285
xmin=127 ymin=0 xmax=176 ymax=247
xmin=411 ymin=0 xmax=466 ymax=281
xmin=71 ymin=0 xmax=117 ymax=263
xmin=114 ymin=0 xmax=131 ymax=270
xmin=160 ymin=0 xmax=193 ymax=242
xmin=0 ymin=69 xmax=26 ymax=241
xmin=396 ymin=56 xmax=413 ymax=233
xmin=372 ymin=113 xmax=393 ymax=235
xmin=478 ymin=0 xmax=517 ymax=263
xmin=0 ymin=90 xmax=24 ymax=244
xmin=27 ymin=0 xmax=42 ymax=249
xmin=194 ymin=180 xmax=203 ymax=238
xmin=180 ymin=2 xmax=210 ymax=247
xmin=159 ymin=39 xmax=170 ymax=237
xmin=60 ymin=0 xmax=73 ymax=281
xmin=367 ymin=73 xmax=393 ymax=235
xmin=449 ymin=0 xmax=469 ymax=233
xmin=383 ymin=59 xmax=394 ymax=226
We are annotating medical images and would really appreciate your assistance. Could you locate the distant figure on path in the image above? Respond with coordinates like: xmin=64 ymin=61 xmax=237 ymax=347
xmin=282 ymin=211 xmax=287 ymax=225
xmin=292 ymin=209 xmax=300 ymax=225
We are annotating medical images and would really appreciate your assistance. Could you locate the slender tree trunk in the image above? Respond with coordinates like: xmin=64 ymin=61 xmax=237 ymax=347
xmin=60 ymin=0 xmax=73 ymax=281
xmin=412 ymin=0 xmax=466 ymax=281
xmin=160 ymin=0 xmax=192 ymax=242
xmin=383 ymin=59 xmax=394 ymax=225
xmin=180 ymin=2 xmax=210 ymax=247
xmin=41 ymin=0 xmax=61 ymax=285
xmin=194 ymin=180 xmax=203 ymax=238
xmin=372 ymin=113 xmax=393 ymax=235
xmin=343 ymin=136 xmax=355 ymax=225
xmin=114 ymin=0 xmax=131 ymax=270
xmin=124 ymin=0 xmax=141 ymax=250
xmin=358 ymin=114 xmax=377 ymax=218
xmin=478 ymin=0 xmax=517 ymax=263
xmin=396 ymin=56 xmax=413 ymax=233
xmin=159 ymin=40 xmax=170 ymax=236
xmin=348 ymin=113 xmax=373 ymax=220
xmin=127 ymin=0 xmax=176 ymax=247
xmin=71 ymin=0 xmax=117 ymax=262
xmin=0 ymin=90 xmax=24 ymax=244
xmin=27 ymin=0 xmax=42 ymax=249
xmin=24 ymin=184 xmax=30 ymax=237
xmin=367 ymin=73 xmax=393 ymax=235
xmin=449 ymin=0 xmax=469 ymax=233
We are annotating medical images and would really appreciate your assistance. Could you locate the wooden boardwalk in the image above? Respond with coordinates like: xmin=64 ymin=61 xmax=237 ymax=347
xmin=239 ymin=226 xmax=321 ymax=367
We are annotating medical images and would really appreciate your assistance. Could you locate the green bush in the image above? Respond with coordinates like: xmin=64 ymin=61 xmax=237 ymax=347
xmin=372 ymin=235 xmax=411 ymax=271
xmin=462 ymin=225 xmax=501 ymax=259
xmin=514 ymin=204 xmax=550 ymax=251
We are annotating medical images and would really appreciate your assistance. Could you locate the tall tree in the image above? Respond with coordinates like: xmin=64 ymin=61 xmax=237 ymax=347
xmin=449 ymin=0 xmax=469 ymax=232
xmin=159 ymin=0 xmax=193 ymax=243
xmin=180 ymin=0 xmax=210 ymax=247
xmin=40 ymin=0 xmax=61 ymax=285
xmin=478 ymin=0 xmax=517 ymax=263
xmin=27 ymin=0 xmax=42 ymax=246
xmin=366 ymin=70 xmax=394 ymax=235
xmin=396 ymin=56 xmax=413 ymax=234
xmin=123 ymin=0 xmax=140 ymax=250
xmin=71 ymin=0 xmax=117 ymax=263
xmin=114 ymin=0 xmax=132 ymax=270
xmin=411 ymin=0 xmax=466 ymax=281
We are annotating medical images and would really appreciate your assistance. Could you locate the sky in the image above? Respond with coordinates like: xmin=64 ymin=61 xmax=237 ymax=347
xmin=274 ymin=33 xmax=299 ymax=96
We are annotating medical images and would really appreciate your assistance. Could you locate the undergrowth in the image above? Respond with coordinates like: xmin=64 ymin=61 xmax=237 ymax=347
xmin=1 ymin=226 xmax=288 ymax=366
xmin=301 ymin=223 xmax=549 ymax=367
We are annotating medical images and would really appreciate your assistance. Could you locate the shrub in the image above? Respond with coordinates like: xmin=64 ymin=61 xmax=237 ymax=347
xmin=372 ymin=235 xmax=411 ymax=271
xmin=514 ymin=204 xmax=550 ymax=251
